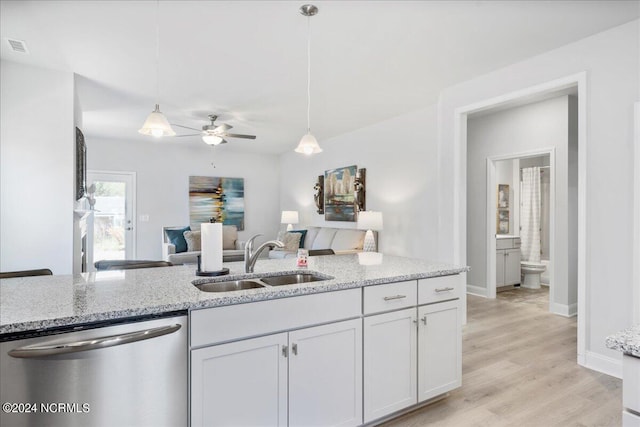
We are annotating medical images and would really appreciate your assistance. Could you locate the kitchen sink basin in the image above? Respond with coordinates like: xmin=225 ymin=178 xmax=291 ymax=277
xmin=260 ymin=273 xmax=328 ymax=287
xmin=195 ymin=280 xmax=265 ymax=292
xmin=194 ymin=272 xmax=332 ymax=292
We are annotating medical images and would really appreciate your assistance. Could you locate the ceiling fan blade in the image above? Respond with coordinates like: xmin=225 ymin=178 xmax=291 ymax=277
xmin=171 ymin=123 xmax=202 ymax=132
xmin=221 ymin=133 xmax=256 ymax=140
xmin=174 ymin=133 xmax=202 ymax=137
xmin=213 ymin=123 xmax=232 ymax=132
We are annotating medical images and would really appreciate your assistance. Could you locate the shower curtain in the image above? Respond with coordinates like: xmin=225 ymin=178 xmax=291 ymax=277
xmin=521 ymin=167 xmax=541 ymax=263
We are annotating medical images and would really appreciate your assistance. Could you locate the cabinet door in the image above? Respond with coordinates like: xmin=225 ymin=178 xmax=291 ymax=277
xmin=417 ymin=300 xmax=461 ymax=402
xmin=191 ymin=333 xmax=288 ymax=427
xmin=363 ymin=308 xmax=417 ymax=423
xmin=504 ymin=248 xmax=521 ymax=285
xmin=496 ymin=250 xmax=505 ymax=286
xmin=289 ymin=318 xmax=363 ymax=427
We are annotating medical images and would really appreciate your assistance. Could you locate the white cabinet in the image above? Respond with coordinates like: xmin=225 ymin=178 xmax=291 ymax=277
xmin=417 ymin=300 xmax=461 ymax=401
xmin=191 ymin=318 xmax=362 ymax=427
xmin=623 ymin=354 xmax=640 ymax=427
xmin=363 ymin=278 xmax=462 ymax=423
xmin=496 ymin=237 xmax=521 ymax=286
xmin=191 ymin=333 xmax=288 ymax=427
xmin=363 ymin=308 xmax=417 ymax=423
xmin=289 ymin=319 xmax=362 ymax=427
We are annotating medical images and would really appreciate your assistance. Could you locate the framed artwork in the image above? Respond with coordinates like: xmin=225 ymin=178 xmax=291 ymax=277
xmin=324 ymin=165 xmax=357 ymax=222
xmin=497 ymin=209 xmax=509 ymax=234
xmin=189 ymin=176 xmax=245 ymax=230
xmin=75 ymin=127 xmax=87 ymax=200
xmin=314 ymin=175 xmax=324 ymax=214
xmin=498 ymin=184 xmax=509 ymax=209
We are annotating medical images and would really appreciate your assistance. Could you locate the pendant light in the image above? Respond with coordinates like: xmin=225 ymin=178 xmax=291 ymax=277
xmin=295 ymin=4 xmax=322 ymax=155
xmin=139 ymin=0 xmax=175 ymax=137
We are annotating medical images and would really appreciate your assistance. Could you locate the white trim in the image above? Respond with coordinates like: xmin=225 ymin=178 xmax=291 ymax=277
xmin=584 ymin=351 xmax=622 ymax=379
xmin=634 ymin=102 xmax=640 ymax=325
xmin=453 ymin=72 xmax=588 ymax=367
xmin=485 ymin=148 xmax=556 ymax=304
xmin=466 ymin=285 xmax=488 ymax=298
xmin=550 ymin=302 xmax=578 ymax=318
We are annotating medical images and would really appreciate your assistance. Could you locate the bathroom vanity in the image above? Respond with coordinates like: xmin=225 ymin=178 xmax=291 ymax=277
xmin=496 ymin=235 xmax=521 ymax=287
xmin=0 ymin=255 xmax=467 ymax=427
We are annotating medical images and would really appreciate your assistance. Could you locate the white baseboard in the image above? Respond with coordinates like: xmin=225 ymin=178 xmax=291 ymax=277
xmin=466 ymin=285 xmax=488 ymax=297
xmin=580 ymin=351 xmax=622 ymax=379
xmin=551 ymin=302 xmax=577 ymax=317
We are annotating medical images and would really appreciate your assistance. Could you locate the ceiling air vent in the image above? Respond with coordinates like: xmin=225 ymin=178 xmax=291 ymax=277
xmin=6 ymin=38 xmax=29 ymax=54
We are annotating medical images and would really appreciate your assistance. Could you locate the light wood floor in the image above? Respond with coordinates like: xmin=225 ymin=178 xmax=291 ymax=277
xmin=383 ymin=287 xmax=622 ymax=427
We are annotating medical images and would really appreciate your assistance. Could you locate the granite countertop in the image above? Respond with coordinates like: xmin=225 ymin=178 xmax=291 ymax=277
xmin=606 ymin=324 xmax=640 ymax=357
xmin=0 ymin=254 xmax=468 ymax=335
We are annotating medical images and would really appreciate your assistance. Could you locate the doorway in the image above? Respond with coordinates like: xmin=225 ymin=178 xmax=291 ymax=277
xmin=87 ymin=171 xmax=136 ymax=268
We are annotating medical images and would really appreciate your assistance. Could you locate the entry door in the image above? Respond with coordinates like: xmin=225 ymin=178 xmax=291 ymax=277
xmin=87 ymin=171 xmax=136 ymax=264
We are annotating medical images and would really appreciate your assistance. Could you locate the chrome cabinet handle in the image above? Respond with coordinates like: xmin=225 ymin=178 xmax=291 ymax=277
xmin=8 ymin=324 xmax=182 ymax=358
xmin=421 ymin=316 xmax=427 ymax=325
xmin=282 ymin=345 xmax=288 ymax=358
xmin=292 ymin=343 xmax=298 ymax=356
xmin=383 ymin=295 xmax=407 ymax=301
xmin=435 ymin=287 xmax=455 ymax=293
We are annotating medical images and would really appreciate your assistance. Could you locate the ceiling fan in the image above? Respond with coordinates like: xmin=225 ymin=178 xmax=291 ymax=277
xmin=172 ymin=114 xmax=257 ymax=145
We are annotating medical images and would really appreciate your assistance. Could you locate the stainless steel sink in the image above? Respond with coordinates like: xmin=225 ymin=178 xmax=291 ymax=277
xmin=194 ymin=280 xmax=265 ymax=293
xmin=260 ymin=273 xmax=328 ymax=287
xmin=194 ymin=272 xmax=331 ymax=292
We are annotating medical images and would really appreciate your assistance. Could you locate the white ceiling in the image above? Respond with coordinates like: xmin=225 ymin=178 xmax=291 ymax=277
xmin=1 ymin=1 xmax=638 ymax=154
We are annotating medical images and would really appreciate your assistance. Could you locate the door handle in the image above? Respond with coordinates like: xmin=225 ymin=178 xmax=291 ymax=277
xmin=8 ymin=324 xmax=181 ymax=358
xmin=292 ymin=343 xmax=298 ymax=356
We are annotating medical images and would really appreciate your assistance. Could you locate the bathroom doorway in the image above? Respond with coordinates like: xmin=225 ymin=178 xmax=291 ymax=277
xmin=465 ymin=91 xmax=579 ymax=318
xmin=487 ymin=151 xmax=555 ymax=311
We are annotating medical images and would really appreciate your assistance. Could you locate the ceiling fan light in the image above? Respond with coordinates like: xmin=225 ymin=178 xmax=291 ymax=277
xmin=202 ymin=134 xmax=224 ymax=145
xmin=295 ymin=132 xmax=322 ymax=155
xmin=138 ymin=104 xmax=176 ymax=137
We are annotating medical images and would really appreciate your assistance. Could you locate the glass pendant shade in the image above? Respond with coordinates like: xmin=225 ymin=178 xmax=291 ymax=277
xmin=295 ymin=132 xmax=323 ymax=155
xmin=202 ymin=134 xmax=223 ymax=145
xmin=138 ymin=104 xmax=176 ymax=137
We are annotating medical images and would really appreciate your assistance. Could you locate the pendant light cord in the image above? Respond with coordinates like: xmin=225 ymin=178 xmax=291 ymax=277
xmin=155 ymin=0 xmax=160 ymax=106
xmin=306 ymin=15 xmax=311 ymax=133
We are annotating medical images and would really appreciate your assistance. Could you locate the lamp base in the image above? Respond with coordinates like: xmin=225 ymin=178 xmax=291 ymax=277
xmin=196 ymin=268 xmax=230 ymax=277
xmin=363 ymin=230 xmax=377 ymax=252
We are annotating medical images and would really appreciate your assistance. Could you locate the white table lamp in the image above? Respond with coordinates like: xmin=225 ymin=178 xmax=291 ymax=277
xmin=357 ymin=211 xmax=383 ymax=252
xmin=281 ymin=210 xmax=299 ymax=231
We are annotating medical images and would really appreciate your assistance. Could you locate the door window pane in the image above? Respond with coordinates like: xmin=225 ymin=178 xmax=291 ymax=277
xmin=93 ymin=181 xmax=126 ymax=262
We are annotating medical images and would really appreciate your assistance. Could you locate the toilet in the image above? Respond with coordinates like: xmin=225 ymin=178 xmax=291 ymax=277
xmin=520 ymin=261 xmax=546 ymax=289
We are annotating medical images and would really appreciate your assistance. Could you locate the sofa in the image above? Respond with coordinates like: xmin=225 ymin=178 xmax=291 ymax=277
xmin=162 ymin=225 xmax=245 ymax=265
xmin=268 ymin=226 xmax=375 ymax=259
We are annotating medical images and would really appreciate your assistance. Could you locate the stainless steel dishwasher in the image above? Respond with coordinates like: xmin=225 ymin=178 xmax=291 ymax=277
xmin=0 ymin=313 xmax=187 ymax=427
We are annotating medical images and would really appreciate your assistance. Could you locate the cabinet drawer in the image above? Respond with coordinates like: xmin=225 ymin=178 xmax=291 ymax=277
xmin=363 ymin=281 xmax=417 ymax=315
xmin=496 ymin=237 xmax=520 ymax=249
xmin=191 ymin=288 xmax=361 ymax=347
xmin=418 ymin=275 xmax=461 ymax=305
xmin=623 ymin=354 xmax=640 ymax=413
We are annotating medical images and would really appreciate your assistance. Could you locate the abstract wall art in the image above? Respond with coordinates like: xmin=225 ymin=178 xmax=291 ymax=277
xmin=189 ymin=176 xmax=245 ymax=230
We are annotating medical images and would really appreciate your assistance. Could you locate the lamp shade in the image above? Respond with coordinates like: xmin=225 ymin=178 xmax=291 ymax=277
xmin=357 ymin=211 xmax=383 ymax=231
xmin=202 ymin=134 xmax=223 ymax=145
xmin=138 ymin=104 xmax=176 ymax=137
xmin=281 ymin=211 xmax=299 ymax=224
xmin=294 ymin=133 xmax=323 ymax=155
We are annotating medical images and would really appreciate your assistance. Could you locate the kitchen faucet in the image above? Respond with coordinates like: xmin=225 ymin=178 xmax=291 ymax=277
xmin=244 ymin=234 xmax=284 ymax=273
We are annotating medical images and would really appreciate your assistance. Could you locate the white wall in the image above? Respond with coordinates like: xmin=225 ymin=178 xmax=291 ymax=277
xmin=466 ymin=96 xmax=576 ymax=314
xmin=0 ymin=60 xmax=75 ymax=274
xmin=279 ymin=105 xmax=440 ymax=261
xmin=87 ymin=138 xmax=281 ymax=260
xmin=438 ymin=20 xmax=639 ymax=371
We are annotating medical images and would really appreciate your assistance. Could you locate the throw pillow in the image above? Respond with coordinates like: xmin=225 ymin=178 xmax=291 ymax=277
xmin=222 ymin=225 xmax=238 ymax=250
xmin=275 ymin=231 xmax=302 ymax=252
xmin=183 ymin=230 xmax=202 ymax=252
xmin=289 ymin=229 xmax=308 ymax=248
xmin=165 ymin=226 xmax=190 ymax=253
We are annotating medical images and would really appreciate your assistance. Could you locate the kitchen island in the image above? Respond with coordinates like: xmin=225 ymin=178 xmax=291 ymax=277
xmin=606 ymin=325 xmax=640 ymax=426
xmin=1 ymin=254 xmax=467 ymax=426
